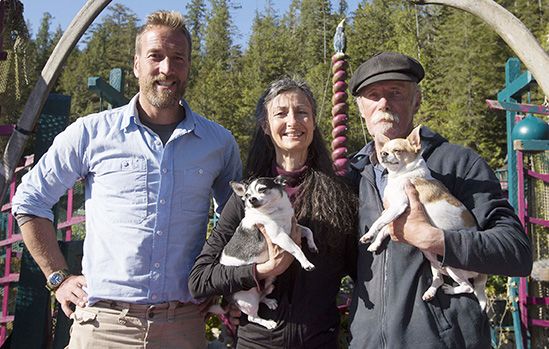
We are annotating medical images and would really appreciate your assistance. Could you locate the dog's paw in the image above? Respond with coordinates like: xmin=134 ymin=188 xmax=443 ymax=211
xmin=308 ymin=244 xmax=319 ymax=253
xmin=262 ymin=298 xmax=278 ymax=310
xmin=367 ymin=242 xmax=382 ymax=252
xmin=264 ymin=320 xmax=277 ymax=329
xmin=359 ymin=234 xmax=374 ymax=244
xmin=303 ymin=263 xmax=315 ymax=271
xmin=443 ymin=284 xmax=474 ymax=295
xmin=422 ymin=288 xmax=436 ymax=301
xmin=441 ymin=284 xmax=459 ymax=295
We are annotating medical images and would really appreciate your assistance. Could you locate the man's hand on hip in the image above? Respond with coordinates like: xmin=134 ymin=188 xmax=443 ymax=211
xmin=55 ymin=275 xmax=88 ymax=317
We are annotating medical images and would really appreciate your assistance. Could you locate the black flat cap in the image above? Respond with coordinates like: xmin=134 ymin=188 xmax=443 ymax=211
xmin=350 ymin=52 xmax=425 ymax=96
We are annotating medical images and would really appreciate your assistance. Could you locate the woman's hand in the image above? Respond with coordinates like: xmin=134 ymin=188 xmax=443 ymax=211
xmin=255 ymin=217 xmax=301 ymax=279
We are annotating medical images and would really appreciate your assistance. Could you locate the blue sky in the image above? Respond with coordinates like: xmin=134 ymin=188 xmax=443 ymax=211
xmin=22 ymin=0 xmax=361 ymax=48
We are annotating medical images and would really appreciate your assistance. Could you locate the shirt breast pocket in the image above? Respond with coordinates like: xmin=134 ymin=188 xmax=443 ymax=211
xmin=92 ymin=157 xmax=148 ymax=223
xmin=181 ymin=166 xmax=214 ymax=213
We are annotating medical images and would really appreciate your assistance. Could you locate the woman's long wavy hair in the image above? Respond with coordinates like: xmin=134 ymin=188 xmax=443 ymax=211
xmin=245 ymin=77 xmax=357 ymax=252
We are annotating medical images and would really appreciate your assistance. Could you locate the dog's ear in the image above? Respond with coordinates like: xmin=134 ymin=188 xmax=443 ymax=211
xmin=375 ymin=133 xmax=390 ymax=147
xmin=230 ymin=181 xmax=247 ymax=197
xmin=407 ymin=125 xmax=422 ymax=152
xmin=274 ymin=175 xmax=287 ymax=187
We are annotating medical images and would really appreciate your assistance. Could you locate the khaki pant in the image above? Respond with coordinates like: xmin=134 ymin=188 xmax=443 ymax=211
xmin=67 ymin=300 xmax=207 ymax=349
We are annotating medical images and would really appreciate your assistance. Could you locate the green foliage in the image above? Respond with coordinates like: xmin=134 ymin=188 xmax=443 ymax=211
xmin=11 ymin=0 xmax=548 ymax=168
xmin=57 ymin=4 xmax=139 ymax=120
xmin=185 ymin=0 xmax=207 ymax=92
xmin=34 ymin=12 xmax=55 ymax=73
xmin=417 ymin=6 xmax=511 ymax=168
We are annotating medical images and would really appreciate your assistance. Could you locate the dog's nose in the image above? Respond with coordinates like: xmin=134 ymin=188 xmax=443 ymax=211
xmin=249 ymin=197 xmax=258 ymax=206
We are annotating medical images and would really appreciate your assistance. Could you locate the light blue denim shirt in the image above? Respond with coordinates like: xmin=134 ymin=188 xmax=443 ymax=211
xmin=12 ymin=94 xmax=242 ymax=305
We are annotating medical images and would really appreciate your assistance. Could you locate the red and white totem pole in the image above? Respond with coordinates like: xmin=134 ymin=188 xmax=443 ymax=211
xmin=331 ymin=19 xmax=349 ymax=176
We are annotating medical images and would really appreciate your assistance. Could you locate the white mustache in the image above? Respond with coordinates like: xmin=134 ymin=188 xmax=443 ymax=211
xmin=372 ymin=111 xmax=400 ymax=124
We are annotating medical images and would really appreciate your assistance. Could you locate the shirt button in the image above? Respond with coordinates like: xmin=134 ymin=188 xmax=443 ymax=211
xmin=155 ymin=140 xmax=161 ymax=147
xmin=159 ymin=199 xmax=166 ymax=205
xmin=122 ymin=161 xmax=129 ymax=168
xmin=156 ymin=230 xmax=163 ymax=236
xmin=154 ymin=262 xmax=160 ymax=268
xmin=198 ymin=168 xmax=204 ymax=175
xmin=162 ymin=168 xmax=168 ymax=174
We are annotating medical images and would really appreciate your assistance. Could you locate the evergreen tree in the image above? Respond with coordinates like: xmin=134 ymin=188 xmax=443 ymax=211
xmin=338 ymin=0 xmax=348 ymax=17
xmin=296 ymin=0 xmax=333 ymax=69
xmin=185 ymin=0 xmax=207 ymax=90
xmin=504 ymin=0 xmax=548 ymax=40
xmin=57 ymin=5 xmax=139 ymax=119
xmin=20 ymin=0 xmax=545 ymax=169
xmin=501 ymin=0 xmax=548 ymax=105
xmin=203 ymin=0 xmax=233 ymax=70
xmin=188 ymin=0 xmax=247 ymax=154
xmin=415 ymin=6 xmax=509 ymax=167
xmin=236 ymin=8 xmax=290 ymax=159
xmin=34 ymin=12 xmax=54 ymax=73
xmin=348 ymin=0 xmax=419 ymax=66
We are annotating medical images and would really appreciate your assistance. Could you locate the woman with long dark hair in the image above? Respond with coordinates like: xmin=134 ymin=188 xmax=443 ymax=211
xmin=189 ymin=77 xmax=358 ymax=348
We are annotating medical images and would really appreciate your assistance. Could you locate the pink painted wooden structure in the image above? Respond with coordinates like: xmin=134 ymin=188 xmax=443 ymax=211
xmin=57 ymin=187 xmax=86 ymax=242
xmin=0 ymin=153 xmax=85 ymax=345
xmin=0 ymin=154 xmax=33 ymax=343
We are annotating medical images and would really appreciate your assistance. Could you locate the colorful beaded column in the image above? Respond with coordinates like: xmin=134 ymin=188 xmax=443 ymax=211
xmin=331 ymin=19 xmax=349 ymax=176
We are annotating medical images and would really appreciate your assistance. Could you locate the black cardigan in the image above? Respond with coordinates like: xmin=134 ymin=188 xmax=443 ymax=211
xmin=189 ymin=192 xmax=357 ymax=349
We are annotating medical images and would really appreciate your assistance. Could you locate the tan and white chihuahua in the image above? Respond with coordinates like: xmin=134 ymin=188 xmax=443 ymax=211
xmin=359 ymin=126 xmax=487 ymax=310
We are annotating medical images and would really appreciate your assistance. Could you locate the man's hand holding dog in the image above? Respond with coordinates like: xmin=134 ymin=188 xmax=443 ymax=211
xmin=388 ymin=182 xmax=445 ymax=255
xmin=255 ymin=218 xmax=301 ymax=279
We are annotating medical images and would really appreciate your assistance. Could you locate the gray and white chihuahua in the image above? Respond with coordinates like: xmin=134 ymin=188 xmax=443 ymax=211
xmin=359 ymin=126 xmax=487 ymax=310
xmin=210 ymin=176 xmax=318 ymax=329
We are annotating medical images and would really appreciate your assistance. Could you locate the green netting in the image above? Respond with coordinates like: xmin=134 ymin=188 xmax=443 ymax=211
xmin=526 ymin=150 xmax=548 ymax=348
xmin=13 ymin=36 xmax=29 ymax=100
xmin=0 ymin=49 xmax=12 ymax=95
xmin=34 ymin=94 xmax=71 ymax=162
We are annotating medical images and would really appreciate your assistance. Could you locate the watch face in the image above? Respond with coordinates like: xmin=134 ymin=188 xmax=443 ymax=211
xmin=51 ymin=273 xmax=64 ymax=286
xmin=46 ymin=270 xmax=69 ymax=291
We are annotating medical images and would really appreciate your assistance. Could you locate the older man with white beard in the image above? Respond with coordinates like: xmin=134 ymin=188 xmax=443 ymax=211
xmin=347 ymin=52 xmax=531 ymax=348
xmin=12 ymin=10 xmax=241 ymax=349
